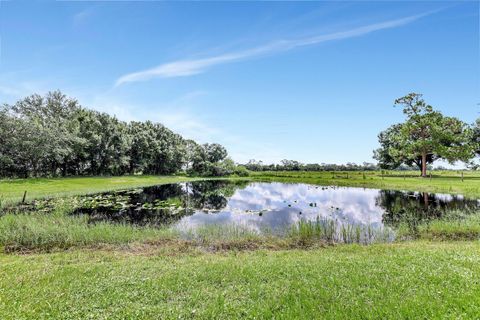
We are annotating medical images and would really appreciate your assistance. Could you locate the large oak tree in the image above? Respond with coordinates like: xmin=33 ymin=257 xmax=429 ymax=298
xmin=374 ymin=93 xmax=474 ymax=177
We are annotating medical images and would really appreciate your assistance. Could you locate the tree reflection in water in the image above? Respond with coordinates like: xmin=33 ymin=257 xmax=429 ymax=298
xmin=376 ymin=190 xmax=480 ymax=233
xmin=74 ymin=180 xmax=249 ymax=226
xmin=73 ymin=181 xmax=479 ymax=232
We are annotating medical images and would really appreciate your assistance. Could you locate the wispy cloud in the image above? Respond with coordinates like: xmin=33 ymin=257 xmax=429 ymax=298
xmin=115 ymin=11 xmax=434 ymax=86
xmin=73 ymin=7 xmax=95 ymax=27
xmin=91 ymin=101 xmax=219 ymax=142
xmin=86 ymin=90 xmax=221 ymax=143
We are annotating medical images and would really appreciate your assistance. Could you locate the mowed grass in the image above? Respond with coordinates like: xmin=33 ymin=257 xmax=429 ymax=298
xmin=0 ymin=175 xmax=202 ymax=206
xmin=252 ymin=170 xmax=480 ymax=198
xmin=1 ymin=241 xmax=479 ymax=319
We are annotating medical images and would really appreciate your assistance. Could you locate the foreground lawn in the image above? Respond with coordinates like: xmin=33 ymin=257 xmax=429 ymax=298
xmin=0 ymin=175 xmax=201 ymax=206
xmin=1 ymin=241 xmax=479 ymax=319
xmin=252 ymin=170 xmax=480 ymax=198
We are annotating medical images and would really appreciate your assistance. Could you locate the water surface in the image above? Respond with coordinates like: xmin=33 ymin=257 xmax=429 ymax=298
xmin=74 ymin=180 xmax=480 ymax=235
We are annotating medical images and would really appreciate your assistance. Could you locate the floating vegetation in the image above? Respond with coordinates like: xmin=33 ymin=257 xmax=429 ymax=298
xmin=7 ymin=181 xmax=479 ymax=242
xmin=2 ymin=197 xmax=82 ymax=215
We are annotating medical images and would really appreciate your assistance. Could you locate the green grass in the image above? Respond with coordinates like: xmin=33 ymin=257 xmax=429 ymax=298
xmin=1 ymin=205 xmax=478 ymax=253
xmin=1 ymin=241 xmax=479 ymax=319
xmin=0 ymin=211 xmax=386 ymax=253
xmin=1 ymin=170 xmax=479 ymax=207
xmin=416 ymin=214 xmax=480 ymax=241
xmin=1 ymin=172 xmax=479 ymax=252
xmin=1 ymin=172 xmax=480 ymax=318
xmin=0 ymin=175 xmax=205 ymax=206
xmin=251 ymin=170 xmax=480 ymax=198
xmin=0 ymin=213 xmax=177 ymax=253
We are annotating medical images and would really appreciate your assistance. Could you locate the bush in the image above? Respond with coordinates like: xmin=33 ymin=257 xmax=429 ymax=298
xmin=233 ymin=165 xmax=250 ymax=177
xmin=188 ymin=158 xmax=248 ymax=177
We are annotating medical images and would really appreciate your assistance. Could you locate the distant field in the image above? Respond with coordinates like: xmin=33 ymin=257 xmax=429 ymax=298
xmin=1 ymin=171 xmax=479 ymax=206
xmin=0 ymin=175 xmax=202 ymax=206
xmin=1 ymin=241 xmax=479 ymax=319
xmin=251 ymin=170 xmax=480 ymax=198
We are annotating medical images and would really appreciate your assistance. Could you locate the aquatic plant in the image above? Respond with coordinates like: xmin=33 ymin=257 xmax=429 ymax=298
xmin=289 ymin=216 xmax=394 ymax=245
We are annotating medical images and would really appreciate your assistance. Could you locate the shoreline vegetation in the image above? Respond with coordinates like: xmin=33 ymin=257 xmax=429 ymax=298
xmin=0 ymin=171 xmax=479 ymax=253
xmin=1 ymin=173 xmax=479 ymax=318
xmin=0 ymin=175 xmax=217 ymax=207
xmin=1 ymin=170 xmax=479 ymax=206
xmin=1 ymin=206 xmax=478 ymax=254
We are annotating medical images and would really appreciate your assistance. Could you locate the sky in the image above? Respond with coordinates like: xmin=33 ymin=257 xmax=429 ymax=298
xmin=0 ymin=1 xmax=478 ymax=165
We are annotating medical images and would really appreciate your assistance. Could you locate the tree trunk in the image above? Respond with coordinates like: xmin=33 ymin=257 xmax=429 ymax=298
xmin=421 ymin=152 xmax=427 ymax=177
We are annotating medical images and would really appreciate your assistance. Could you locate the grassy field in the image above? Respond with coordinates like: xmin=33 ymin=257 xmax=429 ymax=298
xmin=1 ymin=172 xmax=479 ymax=319
xmin=1 ymin=241 xmax=479 ymax=319
xmin=0 ymin=175 xmax=203 ymax=206
xmin=251 ymin=170 xmax=480 ymax=198
xmin=1 ymin=170 xmax=479 ymax=207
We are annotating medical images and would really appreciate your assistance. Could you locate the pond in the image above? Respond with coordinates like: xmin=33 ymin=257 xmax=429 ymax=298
xmin=73 ymin=180 xmax=480 ymax=239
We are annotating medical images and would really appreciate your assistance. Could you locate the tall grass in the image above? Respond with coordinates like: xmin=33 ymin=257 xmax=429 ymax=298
xmin=289 ymin=217 xmax=394 ymax=245
xmin=2 ymin=197 xmax=479 ymax=252
xmin=397 ymin=210 xmax=480 ymax=241
xmin=0 ymin=205 xmax=176 ymax=252
xmin=0 ymin=212 xmax=394 ymax=252
xmin=180 ymin=223 xmax=261 ymax=242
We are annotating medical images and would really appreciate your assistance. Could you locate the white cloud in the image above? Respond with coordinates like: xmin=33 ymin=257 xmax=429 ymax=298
xmin=73 ymin=8 xmax=94 ymax=27
xmin=153 ymin=112 xmax=220 ymax=142
xmin=86 ymin=90 xmax=222 ymax=144
xmin=115 ymin=11 xmax=433 ymax=86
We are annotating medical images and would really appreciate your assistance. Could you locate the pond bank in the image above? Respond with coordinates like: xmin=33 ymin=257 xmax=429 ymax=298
xmin=0 ymin=175 xmax=214 ymax=207
xmin=1 ymin=177 xmax=479 ymax=253
xmin=1 ymin=207 xmax=479 ymax=253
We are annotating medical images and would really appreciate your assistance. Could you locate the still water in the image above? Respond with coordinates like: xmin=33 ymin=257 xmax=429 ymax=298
xmin=74 ymin=180 xmax=480 ymax=234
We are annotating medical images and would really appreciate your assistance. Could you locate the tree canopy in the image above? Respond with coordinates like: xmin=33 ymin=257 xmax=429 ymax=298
xmin=374 ymin=93 xmax=475 ymax=176
xmin=474 ymin=118 xmax=480 ymax=157
xmin=0 ymin=91 xmax=234 ymax=178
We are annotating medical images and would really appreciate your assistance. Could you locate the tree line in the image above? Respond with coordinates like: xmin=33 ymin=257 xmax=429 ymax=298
xmin=1 ymin=91 xmax=478 ymax=178
xmin=243 ymin=160 xmax=383 ymax=172
xmin=0 ymin=91 xmax=245 ymax=178
xmin=374 ymin=93 xmax=479 ymax=176
xmin=242 ymin=160 xmax=463 ymax=173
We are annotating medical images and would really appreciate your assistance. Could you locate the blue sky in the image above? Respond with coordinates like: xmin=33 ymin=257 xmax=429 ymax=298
xmin=0 ymin=1 xmax=478 ymax=164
